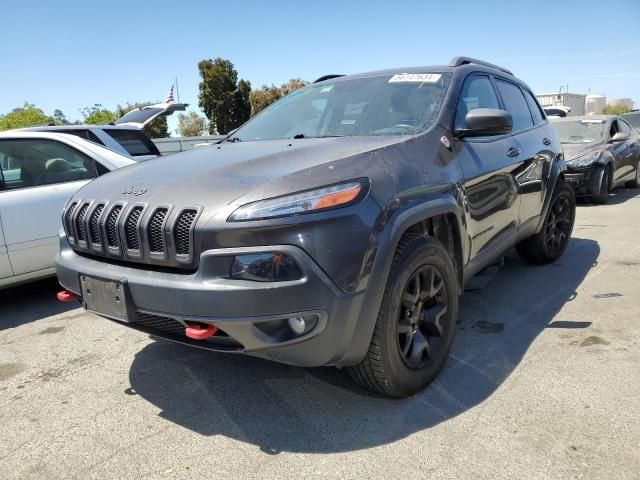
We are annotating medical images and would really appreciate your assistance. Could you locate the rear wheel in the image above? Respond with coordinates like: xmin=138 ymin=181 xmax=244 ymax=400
xmin=591 ymin=165 xmax=610 ymax=204
xmin=516 ymin=181 xmax=575 ymax=265
xmin=347 ymin=235 xmax=458 ymax=397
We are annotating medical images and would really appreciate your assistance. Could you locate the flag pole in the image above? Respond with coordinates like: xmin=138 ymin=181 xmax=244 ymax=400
xmin=175 ymin=77 xmax=180 ymax=103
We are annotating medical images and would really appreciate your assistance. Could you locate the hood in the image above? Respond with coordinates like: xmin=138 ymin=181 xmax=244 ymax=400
xmin=73 ymin=135 xmax=408 ymax=209
xmin=562 ymin=142 xmax=603 ymax=161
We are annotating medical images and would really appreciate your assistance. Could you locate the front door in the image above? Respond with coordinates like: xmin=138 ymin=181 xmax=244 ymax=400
xmin=454 ymin=74 xmax=520 ymax=262
xmin=0 ymin=138 xmax=97 ymax=275
xmin=0 ymin=213 xmax=12 ymax=280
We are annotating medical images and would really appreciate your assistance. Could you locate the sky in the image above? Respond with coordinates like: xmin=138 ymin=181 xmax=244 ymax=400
xmin=2 ymin=0 xmax=639 ymax=134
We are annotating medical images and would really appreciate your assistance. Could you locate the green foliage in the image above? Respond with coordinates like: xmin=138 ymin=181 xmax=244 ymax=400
xmin=249 ymin=78 xmax=308 ymax=117
xmin=53 ymin=109 xmax=70 ymax=125
xmin=601 ymin=104 xmax=630 ymax=116
xmin=197 ymin=58 xmax=251 ymax=134
xmin=116 ymin=102 xmax=169 ymax=138
xmin=177 ymin=111 xmax=208 ymax=136
xmin=81 ymin=104 xmax=117 ymax=125
xmin=0 ymin=102 xmax=54 ymax=130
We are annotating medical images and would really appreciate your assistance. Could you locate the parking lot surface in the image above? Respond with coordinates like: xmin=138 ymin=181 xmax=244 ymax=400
xmin=1 ymin=189 xmax=639 ymax=480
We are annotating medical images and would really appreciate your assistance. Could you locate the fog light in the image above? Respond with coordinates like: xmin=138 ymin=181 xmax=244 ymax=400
xmin=288 ymin=317 xmax=306 ymax=335
xmin=230 ymin=252 xmax=302 ymax=282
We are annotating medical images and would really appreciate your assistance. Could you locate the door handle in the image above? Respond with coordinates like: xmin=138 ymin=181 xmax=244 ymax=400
xmin=507 ymin=147 xmax=521 ymax=158
xmin=543 ymin=137 xmax=552 ymax=146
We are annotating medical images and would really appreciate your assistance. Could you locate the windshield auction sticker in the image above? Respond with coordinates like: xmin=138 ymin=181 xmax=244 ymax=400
xmin=389 ymin=73 xmax=442 ymax=83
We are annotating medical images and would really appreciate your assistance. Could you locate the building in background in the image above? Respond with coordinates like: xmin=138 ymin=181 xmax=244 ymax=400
xmin=586 ymin=94 xmax=607 ymax=115
xmin=536 ymin=92 xmax=586 ymax=116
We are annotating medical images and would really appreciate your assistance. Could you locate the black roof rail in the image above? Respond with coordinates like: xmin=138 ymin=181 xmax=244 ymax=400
xmin=313 ymin=74 xmax=345 ymax=83
xmin=449 ymin=56 xmax=513 ymax=75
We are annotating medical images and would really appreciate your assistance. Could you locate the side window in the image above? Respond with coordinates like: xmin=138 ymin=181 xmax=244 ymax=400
xmin=495 ymin=79 xmax=534 ymax=132
xmin=86 ymin=130 xmax=105 ymax=145
xmin=618 ymin=120 xmax=632 ymax=136
xmin=0 ymin=139 xmax=97 ymax=191
xmin=454 ymin=75 xmax=500 ymax=131
xmin=609 ymin=120 xmax=619 ymax=138
xmin=523 ymin=89 xmax=545 ymax=124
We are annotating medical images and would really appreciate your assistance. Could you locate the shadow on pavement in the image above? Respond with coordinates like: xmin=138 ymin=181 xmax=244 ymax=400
xmin=128 ymin=237 xmax=599 ymax=454
xmin=0 ymin=277 xmax=76 ymax=330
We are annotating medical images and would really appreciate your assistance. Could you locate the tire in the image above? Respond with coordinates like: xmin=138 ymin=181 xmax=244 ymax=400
xmin=591 ymin=165 xmax=610 ymax=204
xmin=516 ymin=181 xmax=575 ymax=265
xmin=625 ymin=162 xmax=640 ymax=188
xmin=347 ymin=234 xmax=459 ymax=398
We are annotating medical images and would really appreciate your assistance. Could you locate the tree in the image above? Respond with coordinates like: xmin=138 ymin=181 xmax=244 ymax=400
xmin=601 ymin=104 xmax=630 ymax=116
xmin=0 ymin=102 xmax=54 ymax=130
xmin=249 ymin=85 xmax=282 ymax=116
xmin=116 ymin=102 xmax=169 ymax=138
xmin=81 ymin=104 xmax=117 ymax=125
xmin=177 ymin=111 xmax=208 ymax=136
xmin=53 ymin=109 xmax=70 ymax=125
xmin=249 ymin=78 xmax=308 ymax=117
xmin=198 ymin=58 xmax=251 ymax=134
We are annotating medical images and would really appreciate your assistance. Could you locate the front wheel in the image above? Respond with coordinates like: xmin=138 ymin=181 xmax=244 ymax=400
xmin=516 ymin=181 xmax=576 ymax=265
xmin=347 ymin=235 xmax=459 ymax=397
xmin=591 ymin=165 xmax=610 ymax=204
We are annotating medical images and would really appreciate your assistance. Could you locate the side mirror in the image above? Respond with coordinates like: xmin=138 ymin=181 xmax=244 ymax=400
xmin=456 ymin=108 xmax=513 ymax=138
xmin=609 ymin=132 xmax=630 ymax=143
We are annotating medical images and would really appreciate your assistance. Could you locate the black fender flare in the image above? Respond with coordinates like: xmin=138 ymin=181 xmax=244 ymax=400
xmin=337 ymin=194 xmax=465 ymax=366
xmin=535 ymin=157 xmax=568 ymax=233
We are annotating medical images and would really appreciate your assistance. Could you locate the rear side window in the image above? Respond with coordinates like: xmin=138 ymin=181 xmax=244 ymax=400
xmin=454 ymin=75 xmax=500 ymax=131
xmin=523 ymin=90 xmax=545 ymax=124
xmin=495 ymin=79 xmax=534 ymax=132
xmin=0 ymin=139 xmax=96 ymax=190
xmin=106 ymin=129 xmax=160 ymax=157
xmin=42 ymin=128 xmax=105 ymax=146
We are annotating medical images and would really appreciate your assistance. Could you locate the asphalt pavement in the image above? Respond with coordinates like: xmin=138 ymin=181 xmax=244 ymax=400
xmin=1 ymin=188 xmax=639 ymax=479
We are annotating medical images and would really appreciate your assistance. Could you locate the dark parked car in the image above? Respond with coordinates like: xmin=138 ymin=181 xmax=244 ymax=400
xmin=555 ymin=116 xmax=640 ymax=203
xmin=55 ymin=57 xmax=575 ymax=397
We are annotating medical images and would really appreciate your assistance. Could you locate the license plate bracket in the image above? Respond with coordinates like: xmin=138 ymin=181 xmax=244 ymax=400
xmin=80 ymin=275 xmax=133 ymax=322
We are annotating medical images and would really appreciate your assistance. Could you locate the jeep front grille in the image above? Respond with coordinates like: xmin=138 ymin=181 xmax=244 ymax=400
xmin=62 ymin=201 xmax=201 ymax=269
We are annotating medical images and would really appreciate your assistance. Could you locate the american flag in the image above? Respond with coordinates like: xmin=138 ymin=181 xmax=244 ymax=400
xmin=164 ymin=86 xmax=175 ymax=103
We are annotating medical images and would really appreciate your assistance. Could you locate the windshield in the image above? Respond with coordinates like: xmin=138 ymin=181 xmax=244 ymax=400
xmin=554 ymin=120 xmax=606 ymax=144
xmin=232 ymin=73 xmax=451 ymax=141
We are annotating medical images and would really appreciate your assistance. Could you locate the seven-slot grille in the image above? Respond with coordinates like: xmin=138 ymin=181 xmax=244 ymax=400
xmin=62 ymin=201 xmax=200 ymax=269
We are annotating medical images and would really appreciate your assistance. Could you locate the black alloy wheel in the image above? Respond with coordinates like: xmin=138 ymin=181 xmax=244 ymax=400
xmin=397 ymin=266 xmax=449 ymax=370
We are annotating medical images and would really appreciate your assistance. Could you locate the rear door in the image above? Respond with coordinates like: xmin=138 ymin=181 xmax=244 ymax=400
xmin=612 ymin=118 xmax=637 ymax=181
xmin=454 ymin=74 xmax=520 ymax=262
xmin=0 ymin=138 xmax=97 ymax=275
xmin=0 ymin=210 xmax=13 ymax=280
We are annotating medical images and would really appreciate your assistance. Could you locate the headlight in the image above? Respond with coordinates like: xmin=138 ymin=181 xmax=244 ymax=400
xmin=566 ymin=149 xmax=603 ymax=168
xmin=228 ymin=180 xmax=366 ymax=222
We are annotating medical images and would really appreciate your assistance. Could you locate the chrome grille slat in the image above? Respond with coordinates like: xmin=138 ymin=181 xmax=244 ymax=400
xmin=175 ymin=209 xmax=197 ymax=256
xmin=89 ymin=204 xmax=105 ymax=245
xmin=106 ymin=206 xmax=122 ymax=248
xmin=125 ymin=206 xmax=143 ymax=251
xmin=148 ymin=208 xmax=168 ymax=253
xmin=75 ymin=204 xmax=90 ymax=242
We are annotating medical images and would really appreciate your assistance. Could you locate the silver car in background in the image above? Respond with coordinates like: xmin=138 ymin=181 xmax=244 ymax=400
xmin=0 ymin=131 xmax=135 ymax=288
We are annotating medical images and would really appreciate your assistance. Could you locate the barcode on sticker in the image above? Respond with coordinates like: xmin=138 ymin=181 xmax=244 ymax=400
xmin=389 ymin=73 xmax=442 ymax=83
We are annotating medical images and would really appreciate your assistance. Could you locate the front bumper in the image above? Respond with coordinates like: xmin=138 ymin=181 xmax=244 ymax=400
xmin=55 ymin=238 xmax=367 ymax=367
xmin=564 ymin=167 xmax=596 ymax=195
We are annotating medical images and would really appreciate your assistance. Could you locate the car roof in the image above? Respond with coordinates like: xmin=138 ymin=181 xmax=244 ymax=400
xmin=0 ymin=131 xmax=136 ymax=168
xmin=314 ymin=57 xmax=519 ymax=85
xmin=18 ymin=124 xmax=142 ymax=132
xmin=554 ymin=115 xmax=613 ymax=122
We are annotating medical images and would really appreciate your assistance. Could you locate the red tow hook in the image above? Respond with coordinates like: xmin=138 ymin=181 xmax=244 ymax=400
xmin=57 ymin=290 xmax=78 ymax=302
xmin=185 ymin=323 xmax=218 ymax=340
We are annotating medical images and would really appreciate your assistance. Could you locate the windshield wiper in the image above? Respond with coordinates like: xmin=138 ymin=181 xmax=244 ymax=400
xmin=225 ymin=136 xmax=242 ymax=143
xmin=291 ymin=134 xmax=345 ymax=139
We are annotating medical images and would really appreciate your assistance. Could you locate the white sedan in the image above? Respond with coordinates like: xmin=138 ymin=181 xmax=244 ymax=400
xmin=0 ymin=131 xmax=136 ymax=289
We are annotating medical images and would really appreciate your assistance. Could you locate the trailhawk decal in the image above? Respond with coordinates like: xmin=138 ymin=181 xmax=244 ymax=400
xmin=388 ymin=73 xmax=442 ymax=83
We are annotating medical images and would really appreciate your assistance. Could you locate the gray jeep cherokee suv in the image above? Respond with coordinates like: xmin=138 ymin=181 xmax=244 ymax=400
xmin=56 ymin=57 xmax=575 ymax=397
